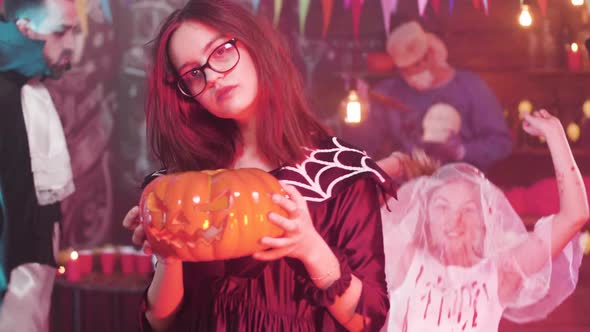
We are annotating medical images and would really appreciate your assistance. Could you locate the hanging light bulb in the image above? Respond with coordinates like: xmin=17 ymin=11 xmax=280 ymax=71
xmin=518 ymin=99 xmax=533 ymax=119
xmin=571 ymin=0 xmax=584 ymax=7
xmin=580 ymin=231 xmax=590 ymax=255
xmin=583 ymin=99 xmax=590 ymax=118
xmin=566 ymin=122 xmax=581 ymax=142
xmin=340 ymin=90 xmax=367 ymax=125
xmin=519 ymin=3 xmax=533 ymax=27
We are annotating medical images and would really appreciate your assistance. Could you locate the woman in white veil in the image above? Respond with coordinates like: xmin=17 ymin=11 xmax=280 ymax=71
xmin=381 ymin=110 xmax=589 ymax=332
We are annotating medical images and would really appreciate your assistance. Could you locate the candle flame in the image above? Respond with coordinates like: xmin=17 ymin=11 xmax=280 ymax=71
xmin=70 ymin=250 xmax=79 ymax=260
xmin=571 ymin=43 xmax=579 ymax=52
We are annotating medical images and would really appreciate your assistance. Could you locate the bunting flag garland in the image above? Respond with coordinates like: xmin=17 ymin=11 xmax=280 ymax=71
xmin=100 ymin=0 xmax=113 ymax=23
xmin=380 ymin=0 xmax=399 ymax=34
xmin=351 ymin=0 xmax=362 ymax=40
xmin=449 ymin=0 xmax=455 ymax=15
xmin=344 ymin=0 xmax=351 ymax=10
xmin=252 ymin=0 xmax=260 ymax=13
xmin=431 ymin=0 xmax=441 ymax=15
xmin=273 ymin=0 xmax=283 ymax=26
xmin=299 ymin=0 xmax=311 ymax=35
xmin=75 ymin=0 xmax=89 ymax=35
xmin=482 ymin=0 xmax=489 ymax=15
xmin=418 ymin=0 xmax=429 ymax=16
xmin=321 ymin=0 xmax=334 ymax=38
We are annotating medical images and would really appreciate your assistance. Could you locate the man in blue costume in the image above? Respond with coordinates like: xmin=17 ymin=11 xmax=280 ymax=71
xmin=0 ymin=0 xmax=77 ymax=330
xmin=341 ymin=21 xmax=512 ymax=176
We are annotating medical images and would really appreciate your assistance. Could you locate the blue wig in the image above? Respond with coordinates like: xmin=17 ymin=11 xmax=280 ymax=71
xmin=0 ymin=21 xmax=49 ymax=77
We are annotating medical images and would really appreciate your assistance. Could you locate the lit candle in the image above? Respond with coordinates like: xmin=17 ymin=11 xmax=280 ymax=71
xmin=342 ymin=90 xmax=364 ymax=124
xmin=345 ymin=101 xmax=362 ymax=124
xmin=66 ymin=250 xmax=81 ymax=282
xmin=567 ymin=43 xmax=583 ymax=71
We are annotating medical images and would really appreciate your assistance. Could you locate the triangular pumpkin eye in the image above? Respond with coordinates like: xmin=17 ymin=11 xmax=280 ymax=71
xmin=146 ymin=192 xmax=167 ymax=212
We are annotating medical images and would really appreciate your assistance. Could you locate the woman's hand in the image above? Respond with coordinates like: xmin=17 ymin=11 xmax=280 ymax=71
xmin=378 ymin=150 xmax=440 ymax=181
xmin=523 ymin=109 xmax=564 ymax=139
xmin=253 ymin=183 xmax=327 ymax=264
xmin=122 ymin=206 xmax=179 ymax=265
xmin=122 ymin=206 xmax=151 ymax=252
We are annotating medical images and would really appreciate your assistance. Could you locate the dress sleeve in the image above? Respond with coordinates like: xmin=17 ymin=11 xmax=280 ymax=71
xmin=337 ymin=177 xmax=390 ymax=329
xmin=501 ymin=215 xmax=584 ymax=323
xmin=303 ymin=176 xmax=390 ymax=330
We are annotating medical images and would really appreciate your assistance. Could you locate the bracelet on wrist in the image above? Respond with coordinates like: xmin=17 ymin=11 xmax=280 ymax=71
xmin=309 ymin=262 xmax=339 ymax=281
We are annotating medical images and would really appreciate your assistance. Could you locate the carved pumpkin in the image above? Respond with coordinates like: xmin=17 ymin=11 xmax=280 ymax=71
xmin=139 ymin=168 xmax=287 ymax=261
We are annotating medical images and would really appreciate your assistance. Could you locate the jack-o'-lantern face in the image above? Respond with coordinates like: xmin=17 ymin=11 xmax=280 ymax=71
xmin=139 ymin=169 xmax=287 ymax=261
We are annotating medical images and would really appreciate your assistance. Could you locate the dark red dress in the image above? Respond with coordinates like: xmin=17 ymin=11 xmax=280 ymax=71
xmin=139 ymin=137 xmax=397 ymax=331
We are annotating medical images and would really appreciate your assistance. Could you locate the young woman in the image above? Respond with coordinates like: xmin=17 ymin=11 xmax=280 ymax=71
xmin=122 ymin=1 xmax=395 ymax=331
xmin=381 ymin=110 xmax=589 ymax=331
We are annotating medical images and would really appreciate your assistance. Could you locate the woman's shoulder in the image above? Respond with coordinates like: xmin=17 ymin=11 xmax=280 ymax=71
xmin=271 ymin=136 xmax=397 ymax=202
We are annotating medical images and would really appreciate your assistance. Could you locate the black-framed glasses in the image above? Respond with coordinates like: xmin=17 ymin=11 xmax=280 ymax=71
xmin=176 ymin=38 xmax=240 ymax=98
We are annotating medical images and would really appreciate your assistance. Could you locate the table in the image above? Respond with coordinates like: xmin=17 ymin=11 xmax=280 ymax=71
xmin=50 ymin=272 xmax=150 ymax=332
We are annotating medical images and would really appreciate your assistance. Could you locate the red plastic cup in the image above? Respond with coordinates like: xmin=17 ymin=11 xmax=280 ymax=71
xmin=119 ymin=246 xmax=136 ymax=275
xmin=78 ymin=249 xmax=93 ymax=276
xmin=135 ymin=251 xmax=154 ymax=274
xmin=100 ymin=247 xmax=116 ymax=275
xmin=66 ymin=251 xmax=81 ymax=282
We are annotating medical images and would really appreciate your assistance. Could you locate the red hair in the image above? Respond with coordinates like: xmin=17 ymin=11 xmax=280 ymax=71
xmin=146 ymin=0 xmax=329 ymax=172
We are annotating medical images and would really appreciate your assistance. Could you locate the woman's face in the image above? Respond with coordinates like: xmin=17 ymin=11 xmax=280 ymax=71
xmin=168 ymin=21 xmax=259 ymax=122
xmin=426 ymin=180 xmax=486 ymax=265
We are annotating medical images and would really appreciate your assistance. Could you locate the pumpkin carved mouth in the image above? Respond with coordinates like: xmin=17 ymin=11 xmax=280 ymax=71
xmin=139 ymin=169 xmax=287 ymax=261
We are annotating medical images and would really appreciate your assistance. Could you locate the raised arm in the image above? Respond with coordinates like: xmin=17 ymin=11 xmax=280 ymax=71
xmin=508 ymin=110 xmax=589 ymax=281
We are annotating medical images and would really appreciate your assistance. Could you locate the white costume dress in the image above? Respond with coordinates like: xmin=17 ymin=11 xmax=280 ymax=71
xmin=381 ymin=163 xmax=583 ymax=332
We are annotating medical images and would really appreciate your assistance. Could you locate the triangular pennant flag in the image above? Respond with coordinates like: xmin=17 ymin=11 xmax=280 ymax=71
xmin=587 ymin=0 xmax=590 ymax=14
xmin=273 ymin=0 xmax=283 ymax=26
xmin=352 ymin=0 xmax=362 ymax=40
xmin=100 ymin=0 xmax=113 ymax=23
xmin=252 ymin=0 xmax=260 ymax=13
xmin=380 ymin=0 xmax=399 ymax=34
xmin=449 ymin=0 xmax=455 ymax=14
xmin=321 ymin=0 xmax=334 ymax=38
xmin=482 ymin=0 xmax=489 ymax=15
xmin=537 ymin=0 xmax=548 ymax=17
xmin=418 ymin=0 xmax=429 ymax=16
xmin=75 ymin=0 xmax=89 ymax=35
xmin=344 ymin=0 xmax=351 ymax=10
xmin=431 ymin=0 xmax=440 ymax=15
xmin=299 ymin=0 xmax=311 ymax=35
